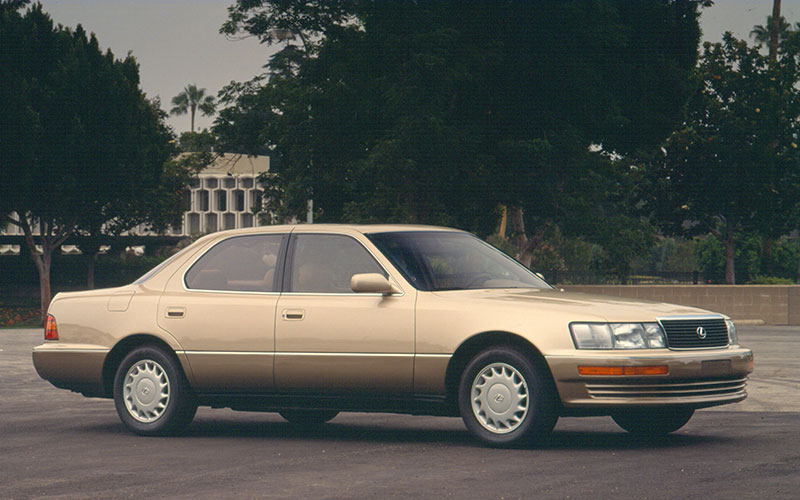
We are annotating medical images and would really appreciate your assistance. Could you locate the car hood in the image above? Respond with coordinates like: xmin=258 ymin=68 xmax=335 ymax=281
xmin=430 ymin=288 xmax=720 ymax=323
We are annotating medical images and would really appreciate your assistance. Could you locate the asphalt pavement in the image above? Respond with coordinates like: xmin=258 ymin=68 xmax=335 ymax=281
xmin=1 ymin=326 xmax=798 ymax=500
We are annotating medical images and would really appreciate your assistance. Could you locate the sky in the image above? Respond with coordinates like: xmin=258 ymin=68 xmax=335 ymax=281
xmin=39 ymin=0 xmax=279 ymax=134
xmin=36 ymin=0 xmax=800 ymax=135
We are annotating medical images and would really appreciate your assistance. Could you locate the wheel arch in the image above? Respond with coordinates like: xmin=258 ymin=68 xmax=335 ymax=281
xmin=102 ymin=334 xmax=185 ymax=398
xmin=443 ymin=331 xmax=558 ymax=412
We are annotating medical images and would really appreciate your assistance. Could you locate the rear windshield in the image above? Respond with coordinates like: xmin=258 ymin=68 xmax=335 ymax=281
xmin=132 ymin=244 xmax=195 ymax=285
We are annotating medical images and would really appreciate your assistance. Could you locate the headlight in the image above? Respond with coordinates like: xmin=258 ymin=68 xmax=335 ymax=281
xmin=570 ymin=322 xmax=667 ymax=350
xmin=726 ymin=319 xmax=738 ymax=345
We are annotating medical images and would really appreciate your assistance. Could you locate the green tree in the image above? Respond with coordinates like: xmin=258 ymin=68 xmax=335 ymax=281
xmin=216 ymin=1 xmax=707 ymax=268
xmin=644 ymin=33 xmax=800 ymax=284
xmin=0 ymin=0 xmax=29 ymax=11
xmin=0 ymin=5 xmax=181 ymax=318
xmin=170 ymin=84 xmax=216 ymax=133
xmin=74 ymin=97 xmax=196 ymax=289
xmin=177 ymin=130 xmax=217 ymax=153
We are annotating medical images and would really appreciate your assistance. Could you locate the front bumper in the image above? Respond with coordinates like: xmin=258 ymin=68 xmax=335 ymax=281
xmin=546 ymin=345 xmax=753 ymax=410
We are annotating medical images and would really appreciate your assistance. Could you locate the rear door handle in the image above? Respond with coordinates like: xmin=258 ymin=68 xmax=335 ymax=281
xmin=282 ymin=309 xmax=305 ymax=320
xmin=166 ymin=307 xmax=186 ymax=318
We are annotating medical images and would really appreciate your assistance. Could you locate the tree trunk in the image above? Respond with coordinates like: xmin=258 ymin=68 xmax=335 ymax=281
xmin=81 ymin=230 xmax=102 ymax=290
xmin=37 ymin=253 xmax=52 ymax=325
xmin=509 ymin=206 xmax=531 ymax=266
xmin=761 ymin=236 xmax=773 ymax=276
xmin=5 ymin=214 xmax=75 ymax=325
xmin=770 ymin=0 xmax=782 ymax=61
xmin=87 ymin=251 xmax=98 ymax=289
xmin=518 ymin=242 xmax=535 ymax=269
xmin=497 ymin=205 xmax=507 ymax=237
xmin=508 ymin=206 xmax=549 ymax=269
xmin=724 ymin=238 xmax=736 ymax=285
xmin=708 ymin=218 xmax=736 ymax=285
xmin=510 ymin=205 xmax=527 ymax=250
xmin=796 ymin=246 xmax=800 ymax=284
xmin=20 ymin=222 xmax=53 ymax=325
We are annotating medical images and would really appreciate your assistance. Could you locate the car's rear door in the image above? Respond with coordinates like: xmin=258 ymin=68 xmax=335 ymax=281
xmin=274 ymin=231 xmax=415 ymax=394
xmin=158 ymin=232 xmax=288 ymax=393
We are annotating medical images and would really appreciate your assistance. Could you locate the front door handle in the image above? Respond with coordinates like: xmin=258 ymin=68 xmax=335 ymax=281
xmin=281 ymin=309 xmax=305 ymax=321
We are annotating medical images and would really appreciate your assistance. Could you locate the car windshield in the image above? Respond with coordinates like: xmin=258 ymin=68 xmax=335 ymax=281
xmin=367 ymin=231 xmax=551 ymax=291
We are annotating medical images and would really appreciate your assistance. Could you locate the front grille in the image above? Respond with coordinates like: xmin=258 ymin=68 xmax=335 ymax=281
xmin=586 ymin=377 xmax=747 ymax=399
xmin=660 ymin=317 xmax=729 ymax=349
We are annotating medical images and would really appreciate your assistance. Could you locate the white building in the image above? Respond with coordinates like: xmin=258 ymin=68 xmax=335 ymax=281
xmin=0 ymin=153 xmax=271 ymax=254
xmin=151 ymin=153 xmax=271 ymax=237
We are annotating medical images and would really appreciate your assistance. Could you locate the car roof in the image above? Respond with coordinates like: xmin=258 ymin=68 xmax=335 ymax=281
xmin=198 ymin=224 xmax=463 ymax=238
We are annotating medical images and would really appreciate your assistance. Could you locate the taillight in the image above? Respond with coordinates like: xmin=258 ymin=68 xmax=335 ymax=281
xmin=44 ymin=314 xmax=59 ymax=340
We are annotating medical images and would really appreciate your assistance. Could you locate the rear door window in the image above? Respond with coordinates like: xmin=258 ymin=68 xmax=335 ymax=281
xmin=184 ymin=234 xmax=285 ymax=292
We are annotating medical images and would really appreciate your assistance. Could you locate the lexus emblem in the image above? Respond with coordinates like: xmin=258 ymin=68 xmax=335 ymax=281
xmin=494 ymin=394 xmax=505 ymax=403
xmin=696 ymin=326 xmax=707 ymax=339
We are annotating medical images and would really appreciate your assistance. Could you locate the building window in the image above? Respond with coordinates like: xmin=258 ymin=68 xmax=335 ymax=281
xmin=240 ymin=213 xmax=253 ymax=228
xmin=223 ymin=213 xmax=236 ymax=230
xmin=199 ymin=190 xmax=210 ymax=212
xmin=188 ymin=213 xmax=200 ymax=234
xmin=233 ymin=190 xmax=245 ymax=212
xmin=250 ymin=190 xmax=263 ymax=213
xmin=205 ymin=213 xmax=218 ymax=232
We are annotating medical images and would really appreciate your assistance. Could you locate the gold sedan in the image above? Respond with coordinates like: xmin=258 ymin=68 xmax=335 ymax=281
xmin=33 ymin=225 xmax=753 ymax=446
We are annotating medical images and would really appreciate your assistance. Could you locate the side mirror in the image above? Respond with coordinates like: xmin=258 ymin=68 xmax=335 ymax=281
xmin=350 ymin=273 xmax=402 ymax=295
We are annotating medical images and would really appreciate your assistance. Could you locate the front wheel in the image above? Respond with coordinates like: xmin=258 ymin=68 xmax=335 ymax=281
xmin=458 ymin=347 xmax=557 ymax=447
xmin=612 ymin=408 xmax=694 ymax=435
xmin=113 ymin=346 xmax=197 ymax=436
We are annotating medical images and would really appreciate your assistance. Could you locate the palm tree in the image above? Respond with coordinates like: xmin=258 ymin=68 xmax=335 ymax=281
xmin=170 ymin=84 xmax=216 ymax=132
xmin=750 ymin=15 xmax=792 ymax=47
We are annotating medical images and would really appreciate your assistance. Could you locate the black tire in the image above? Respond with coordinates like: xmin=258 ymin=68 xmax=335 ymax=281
xmin=113 ymin=346 xmax=197 ymax=436
xmin=458 ymin=346 xmax=557 ymax=447
xmin=279 ymin=410 xmax=339 ymax=425
xmin=612 ymin=408 xmax=694 ymax=435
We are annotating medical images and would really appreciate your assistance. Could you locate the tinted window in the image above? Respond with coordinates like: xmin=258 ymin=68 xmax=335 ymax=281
xmin=367 ymin=231 xmax=550 ymax=291
xmin=288 ymin=234 xmax=385 ymax=293
xmin=185 ymin=234 xmax=284 ymax=292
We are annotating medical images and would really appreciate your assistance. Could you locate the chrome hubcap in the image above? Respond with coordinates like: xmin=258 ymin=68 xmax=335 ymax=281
xmin=123 ymin=359 xmax=170 ymax=423
xmin=471 ymin=362 xmax=528 ymax=434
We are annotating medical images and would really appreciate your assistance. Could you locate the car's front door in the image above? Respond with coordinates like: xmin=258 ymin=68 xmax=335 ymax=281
xmin=274 ymin=233 xmax=415 ymax=394
xmin=158 ymin=233 xmax=287 ymax=393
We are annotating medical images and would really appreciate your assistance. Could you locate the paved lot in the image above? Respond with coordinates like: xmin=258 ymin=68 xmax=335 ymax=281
xmin=1 ymin=326 xmax=799 ymax=499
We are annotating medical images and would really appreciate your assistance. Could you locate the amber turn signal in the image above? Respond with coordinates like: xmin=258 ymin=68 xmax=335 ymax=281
xmin=44 ymin=314 xmax=58 ymax=340
xmin=578 ymin=365 xmax=668 ymax=376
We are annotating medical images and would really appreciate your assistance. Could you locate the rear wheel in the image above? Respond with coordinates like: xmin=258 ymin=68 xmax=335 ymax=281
xmin=113 ymin=346 xmax=197 ymax=436
xmin=279 ymin=410 xmax=339 ymax=425
xmin=612 ymin=408 xmax=694 ymax=435
xmin=458 ymin=346 xmax=557 ymax=446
